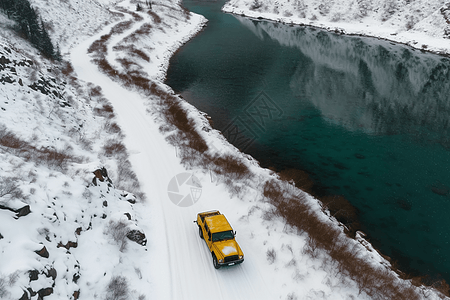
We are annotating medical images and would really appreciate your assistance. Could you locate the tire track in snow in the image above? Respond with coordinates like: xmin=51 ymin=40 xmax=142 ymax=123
xmin=71 ymin=2 xmax=275 ymax=300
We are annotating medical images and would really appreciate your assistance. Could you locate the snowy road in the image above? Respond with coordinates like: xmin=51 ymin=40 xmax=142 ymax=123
xmin=70 ymin=3 xmax=275 ymax=299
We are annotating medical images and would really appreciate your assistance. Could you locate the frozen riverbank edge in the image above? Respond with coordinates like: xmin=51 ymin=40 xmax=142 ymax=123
xmin=222 ymin=0 xmax=450 ymax=57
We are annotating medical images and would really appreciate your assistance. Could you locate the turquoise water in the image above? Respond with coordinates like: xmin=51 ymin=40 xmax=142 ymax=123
xmin=166 ymin=0 xmax=450 ymax=282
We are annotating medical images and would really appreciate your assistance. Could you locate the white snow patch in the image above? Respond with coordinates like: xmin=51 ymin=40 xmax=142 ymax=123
xmin=222 ymin=246 xmax=237 ymax=255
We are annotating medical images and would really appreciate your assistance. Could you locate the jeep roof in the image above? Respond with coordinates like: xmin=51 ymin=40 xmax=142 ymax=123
xmin=205 ymin=214 xmax=233 ymax=233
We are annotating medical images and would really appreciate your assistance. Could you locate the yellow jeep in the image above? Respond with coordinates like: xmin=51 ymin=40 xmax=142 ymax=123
xmin=194 ymin=210 xmax=244 ymax=269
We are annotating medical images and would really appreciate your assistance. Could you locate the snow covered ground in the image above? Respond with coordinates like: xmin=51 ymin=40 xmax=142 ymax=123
xmin=223 ymin=0 xmax=450 ymax=55
xmin=0 ymin=0 xmax=449 ymax=299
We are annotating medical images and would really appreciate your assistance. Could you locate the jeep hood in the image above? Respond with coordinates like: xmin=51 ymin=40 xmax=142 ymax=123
xmin=216 ymin=240 xmax=239 ymax=256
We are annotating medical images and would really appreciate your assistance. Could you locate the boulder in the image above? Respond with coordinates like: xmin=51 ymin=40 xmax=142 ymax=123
xmin=46 ymin=268 xmax=57 ymax=280
xmin=126 ymin=229 xmax=147 ymax=246
xmin=57 ymin=241 xmax=78 ymax=250
xmin=29 ymin=270 xmax=39 ymax=281
xmin=73 ymin=290 xmax=80 ymax=300
xmin=35 ymin=246 xmax=49 ymax=258
xmin=16 ymin=205 xmax=31 ymax=218
xmin=0 ymin=202 xmax=31 ymax=219
xmin=38 ymin=287 xmax=53 ymax=298
xmin=92 ymin=167 xmax=113 ymax=186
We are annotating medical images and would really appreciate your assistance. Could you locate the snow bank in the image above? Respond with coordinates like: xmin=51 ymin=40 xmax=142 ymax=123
xmin=222 ymin=0 xmax=450 ymax=55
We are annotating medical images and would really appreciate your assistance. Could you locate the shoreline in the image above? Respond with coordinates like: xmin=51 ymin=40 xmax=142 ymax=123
xmin=222 ymin=3 xmax=450 ymax=58
xmin=165 ymin=1 xmax=450 ymax=293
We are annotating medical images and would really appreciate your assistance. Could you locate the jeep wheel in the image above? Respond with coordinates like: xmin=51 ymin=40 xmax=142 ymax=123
xmin=212 ymin=254 xmax=221 ymax=269
xmin=199 ymin=227 xmax=203 ymax=239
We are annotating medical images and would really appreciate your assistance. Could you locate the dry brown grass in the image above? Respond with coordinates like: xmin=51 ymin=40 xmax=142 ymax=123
xmin=0 ymin=126 xmax=81 ymax=171
xmin=61 ymin=61 xmax=74 ymax=76
xmin=147 ymin=11 xmax=161 ymax=23
xmin=208 ymin=153 xmax=252 ymax=181
xmin=94 ymin=104 xmax=115 ymax=119
xmin=103 ymin=140 xmax=127 ymax=157
xmin=279 ymin=168 xmax=314 ymax=194
xmin=135 ymin=23 xmax=153 ymax=36
xmin=262 ymin=178 xmax=429 ymax=300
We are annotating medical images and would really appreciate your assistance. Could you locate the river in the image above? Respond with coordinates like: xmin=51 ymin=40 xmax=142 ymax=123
xmin=166 ymin=0 xmax=450 ymax=283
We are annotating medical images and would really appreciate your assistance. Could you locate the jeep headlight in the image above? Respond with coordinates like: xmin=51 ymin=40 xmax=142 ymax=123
xmin=239 ymin=255 xmax=243 ymax=259
xmin=219 ymin=259 xmax=223 ymax=263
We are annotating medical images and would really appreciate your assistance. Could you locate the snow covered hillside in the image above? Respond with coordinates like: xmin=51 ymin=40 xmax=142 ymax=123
xmin=223 ymin=0 xmax=450 ymax=55
xmin=0 ymin=0 xmax=449 ymax=299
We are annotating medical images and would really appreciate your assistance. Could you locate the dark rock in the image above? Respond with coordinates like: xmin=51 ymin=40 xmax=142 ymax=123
xmin=75 ymin=227 xmax=82 ymax=235
xmin=28 ymin=82 xmax=49 ymax=95
xmin=35 ymin=246 xmax=49 ymax=258
xmin=431 ymin=184 xmax=449 ymax=196
xmin=38 ymin=287 xmax=53 ymax=298
xmin=0 ymin=55 xmax=11 ymax=65
xmin=73 ymin=290 xmax=80 ymax=300
xmin=73 ymin=273 xmax=80 ymax=283
xmin=0 ymin=203 xmax=31 ymax=219
xmin=19 ymin=290 xmax=29 ymax=300
xmin=18 ymin=78 xmax=23 ymax=86
xmin=0 ymin=232 xmax=3 ymax=239
xmin=57 ymin=241 xmax=78 ymax=249
xmin=16 ymin=205 xmax=31 ymax=218
xmin=124 ymin=212 xmax=131 ymax=220
xmin=46 ymin=268 xmax=57 ymax=280
xmin=102 ymin=200 xmax=108 ymax=207
xmin=92 ymin=167 xmax=112 ymax=186
xmin=93 ymin=169 xmax=104 ymax=182
xmin=396 ymin=198 xmax=412 ymax=211
xmin=27 ymin=287 xmax=36 ymax=297
xmin=334 ymin=162 xmax=350 ymax=170
xmin=29 ymin=270 xmax=39 ymax=281
xmin=1 ymin=76 xmax=14 ymax=84
xmin=122 ymin=193 xmax=137 ymax=204
xmin=126 ymin=229 xmax=147 ymax=246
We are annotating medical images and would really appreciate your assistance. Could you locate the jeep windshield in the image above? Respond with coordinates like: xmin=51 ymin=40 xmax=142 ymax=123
xmin=211 ymin=230 xmax=234 ymax=242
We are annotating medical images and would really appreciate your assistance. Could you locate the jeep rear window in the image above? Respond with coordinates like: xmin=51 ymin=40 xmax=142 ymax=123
xmin=212 ymin=231 xmax=234 ymax=242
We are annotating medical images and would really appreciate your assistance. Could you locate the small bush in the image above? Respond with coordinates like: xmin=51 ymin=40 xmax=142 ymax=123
xmin=209 ymin=154 xmax=251 ymax=181
xmin=94 ymin=104 xmax=115 ymax=118
xmin=0 ymin=130 xmax=27 ymax=149
xmin=148 ymin=11 xmax=161 ymax=23
xmin=0 ymin=177 xmax=24 ymax=199
xmin=105 ymin=220 xmax=129 ymax=252
xmin=302 ymin=236 xmax=320 ymax=258
xmin=0 ymin=276 xmax=7 ymax=298
xmin=38 ymin=146 xmax=74 ymax=170
xmin=103 ymin=140 xmax=127 ymax=157
xmin=105 ymin=275 xmax=129 ymax=300
xmin=266 ymin=248 xmax=277 ymax=264
xmin=104 ymin=121 xmax=122 ymax=135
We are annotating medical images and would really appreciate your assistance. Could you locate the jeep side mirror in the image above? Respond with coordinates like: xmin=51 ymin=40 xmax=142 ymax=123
xmin=234 ymin=231 xmax=237 ymax=236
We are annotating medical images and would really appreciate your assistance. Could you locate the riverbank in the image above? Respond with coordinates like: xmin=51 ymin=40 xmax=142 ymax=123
xmin=166 ymin=0 xmax=450 ymax=298
xmin=222 ymin=0 xmax=450 ymax=56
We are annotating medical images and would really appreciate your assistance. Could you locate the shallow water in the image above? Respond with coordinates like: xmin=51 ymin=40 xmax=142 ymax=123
xmin=166 ymin=0 xmax=450 ymax=282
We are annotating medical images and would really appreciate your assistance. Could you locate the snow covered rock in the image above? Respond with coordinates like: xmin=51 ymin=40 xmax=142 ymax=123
xmin=126 ymin=229 xmax=147 ymax=246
